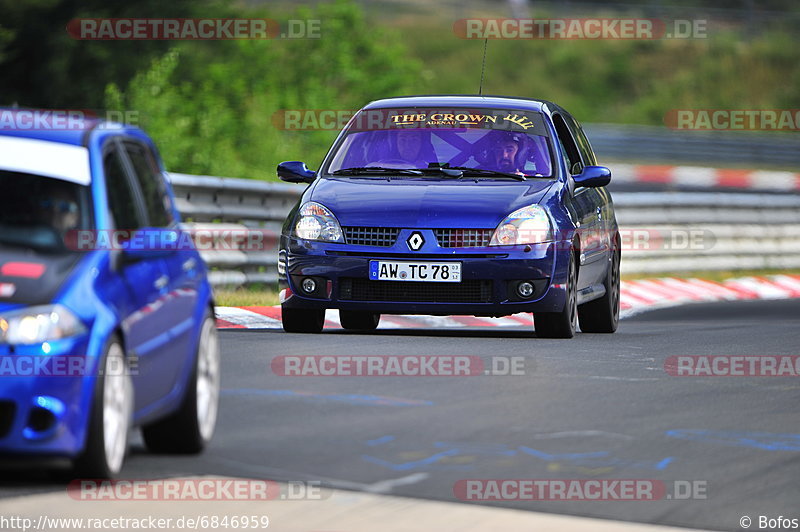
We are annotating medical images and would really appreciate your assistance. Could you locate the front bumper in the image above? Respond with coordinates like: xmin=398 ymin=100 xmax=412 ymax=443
xmin=279 ymin=233 xmax=572 ymax=317
xmin=0 ymin=335 xmax=97 ymax=457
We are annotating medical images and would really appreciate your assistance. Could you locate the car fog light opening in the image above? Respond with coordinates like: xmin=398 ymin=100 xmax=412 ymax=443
xmin=517 ymin=281 xmax=535 ymax=298
xmin=301 ymin=277 xmax=317 ymax=294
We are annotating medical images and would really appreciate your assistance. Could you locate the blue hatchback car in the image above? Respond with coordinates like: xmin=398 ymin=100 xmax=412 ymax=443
xmin=277 ymin=96 xmax=620 ymax=338
xmin=0 ymin=110 xmax=219 ymax=477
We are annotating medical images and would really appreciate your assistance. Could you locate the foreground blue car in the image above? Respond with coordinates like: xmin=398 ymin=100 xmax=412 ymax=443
xmin=277 ymin=96 xmax=620 ymax=338
xmin=0 ymin=110 xmax=219 ymax=477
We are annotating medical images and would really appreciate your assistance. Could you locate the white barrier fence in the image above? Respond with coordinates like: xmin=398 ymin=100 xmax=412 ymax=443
xmin=167 ymin=173 xmax=800 ymax=285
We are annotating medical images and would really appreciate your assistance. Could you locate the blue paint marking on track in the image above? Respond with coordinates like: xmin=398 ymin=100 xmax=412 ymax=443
xmin=666 ymin=429 xmax=800 ymax=451
xmin=222 ymin=389 xmax=433 ymax=407
xmin=362 ymin=448 xmax=468 ymax=472
xmin=366 ymin=435 xmax=396 ymax=446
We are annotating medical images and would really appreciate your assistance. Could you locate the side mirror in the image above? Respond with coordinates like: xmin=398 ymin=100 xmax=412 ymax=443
xmin=277 ymin=161 xmax=316 ymax=183
xmin=573 ymin=165 xmax=611 ymax=188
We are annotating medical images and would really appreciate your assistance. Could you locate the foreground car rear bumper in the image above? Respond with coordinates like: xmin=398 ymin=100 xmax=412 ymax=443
xmin=279 ymin=238 xmax=571 ymax=316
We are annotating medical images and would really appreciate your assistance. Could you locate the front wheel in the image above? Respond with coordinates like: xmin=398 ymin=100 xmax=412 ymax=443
xmin=281 ymin=307 xmax=325 ymax=333
xmin=142 ymin=310 xmax=220 ymax=454
xmin=73 ymin=339 xmax=133 ymax=478
xmin=534 ymin=253 xmax=578 ymax=339
xmin=340 ymin=310 xmax=380 ymax=330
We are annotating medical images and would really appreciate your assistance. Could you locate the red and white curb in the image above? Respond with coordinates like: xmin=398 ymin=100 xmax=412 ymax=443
xmin=215 ymin=274 xmax=800 ymax=330
xmin=612 ymin=163 xmax=800 ymax=191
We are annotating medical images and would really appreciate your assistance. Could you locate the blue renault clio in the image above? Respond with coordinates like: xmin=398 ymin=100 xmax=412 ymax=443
xmin=0 ymin=110 xmax=219 ymax=477
xmin=277 ymin=96 xmax=620 ymax=338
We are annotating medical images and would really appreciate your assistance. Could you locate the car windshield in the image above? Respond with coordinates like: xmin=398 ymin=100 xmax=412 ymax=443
xmin=0 ymin=170 xmax=93 ymax=252
xmin=325 ymin=108 xmax=554 ymax=178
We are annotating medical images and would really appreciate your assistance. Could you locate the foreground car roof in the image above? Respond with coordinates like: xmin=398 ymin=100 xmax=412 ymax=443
xmin=0 ymin=109 xmax=106 ymax=146
xmin=0 ymin=136 xmax=92 ymax=184
xmin=363 ymin=95 xmax=552 ymax=112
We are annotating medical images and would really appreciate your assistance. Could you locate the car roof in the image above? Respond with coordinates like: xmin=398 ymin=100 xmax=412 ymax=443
xmin=0 ymin=108 xmax=135 ymax=146
xmin=362 ymin=95 xmax=556 ymax=113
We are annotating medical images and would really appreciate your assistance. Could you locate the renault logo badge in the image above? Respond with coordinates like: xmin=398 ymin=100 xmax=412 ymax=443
xmin=407 ymin=232 xmax=424 ymax=251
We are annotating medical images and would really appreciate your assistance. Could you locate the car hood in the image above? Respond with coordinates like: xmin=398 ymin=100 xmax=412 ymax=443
xmin=310 ymin=177 xmax=555 ymax=228
xmin=0 ymin=248 xmax=84 ymax=306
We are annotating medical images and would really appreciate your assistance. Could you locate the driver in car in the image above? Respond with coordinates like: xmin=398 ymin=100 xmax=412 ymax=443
xmin=490 ymin=131 xmax=528 ymax=175
xmin=39 ymin=181 xmax=80 ymax=242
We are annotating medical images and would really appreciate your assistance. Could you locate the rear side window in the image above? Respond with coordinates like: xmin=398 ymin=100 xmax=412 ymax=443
xmin=104 ymin=148 xmax=141 ymax=231
xmin=124 ymin=142 xmax=173 ymax=227
xmin=567 ymin=116 xmax=597 ymax=166
xmin=552 ymin=114 xmax=583 ymax=174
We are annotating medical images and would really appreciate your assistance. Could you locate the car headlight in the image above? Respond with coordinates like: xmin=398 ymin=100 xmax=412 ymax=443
xmin=294 ymin=202 xmax=344 ymax=243
xmin=489 ymin=205 xmax=552 ymax=246
xmin=0 ymin=304 xmax=87 ymax=345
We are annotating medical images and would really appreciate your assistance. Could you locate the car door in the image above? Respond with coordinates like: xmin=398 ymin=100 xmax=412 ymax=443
xmin=566 ymin=114 xmax=615 ymax=275
xmin=552 ymin=113 xmax=605 ymax=289
xmin=103 ymin=141 xmax=174 ymax=409
xmin=120 ymin=139 xmax=197 ymax=403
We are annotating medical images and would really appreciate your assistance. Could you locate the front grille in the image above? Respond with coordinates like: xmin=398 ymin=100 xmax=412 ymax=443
xmin=0 ymin=401 xmax=16 ymax=438
xmin=434 ymin=228 xmax=494 ymax=248
xmin=343 ymin=227 xmax=400 ymax=247
xmin=340 ymin=278 xmax=493 ymax=303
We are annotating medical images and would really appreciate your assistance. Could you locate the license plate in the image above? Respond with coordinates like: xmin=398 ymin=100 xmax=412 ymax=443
xmin=369 ymin=261 xmax=462 ymax=282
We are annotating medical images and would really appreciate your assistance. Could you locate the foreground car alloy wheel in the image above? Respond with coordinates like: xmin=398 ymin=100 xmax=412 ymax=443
xmin=74 ymin=340 xmax=133 ymax=478
xmin=534 ymin=253 xmax=578 ymax=339
xmin=196 ymin=316 xmax=221 ymax=443
xmin=142 ymin=310 xmax=220 ymax=453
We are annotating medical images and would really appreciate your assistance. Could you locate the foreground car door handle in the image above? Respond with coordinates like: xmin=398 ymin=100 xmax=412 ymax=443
xmin=154 ymin=275 xmax=169 ymax=290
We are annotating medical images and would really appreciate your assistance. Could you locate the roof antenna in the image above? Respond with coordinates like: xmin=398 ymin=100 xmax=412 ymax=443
xmin=478 ymin=38 xmax=488 ymax=95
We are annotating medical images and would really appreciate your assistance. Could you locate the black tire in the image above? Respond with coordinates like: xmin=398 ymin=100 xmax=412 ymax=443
xmin=578 ymin=243 xmax=621 ymax=333
xmin=340 ymin=310 xmax=380 ymax=330
xmin=142 ymin=311 xmax=220 ymax=454
xmin=73 ymin=338 xmax=132 ymax=478
xmin=281 ymin=306 xmax=325 ymax=333
xmin=534 ymin=252 xmax=578 ymax=339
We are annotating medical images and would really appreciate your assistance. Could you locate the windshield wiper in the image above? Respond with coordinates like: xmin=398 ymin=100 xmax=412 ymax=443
xmin=332 ymin=167 xmax=423 ymax=176
xmin=447 ymin=167 xmax=527 ymax=181
xmin=411 ymin=167 xmax=464 ymax=178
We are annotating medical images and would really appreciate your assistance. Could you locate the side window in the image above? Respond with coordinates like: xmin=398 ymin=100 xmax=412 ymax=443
xmin=124 ymin=142 xmax=174 ymax=227
xmin=567 ymin=116 xmax=597 ymax=166
xmin=552 ymin=114 xmax=583 ymax=175
xmin=104 ymin=148 xmax=142 ymax=232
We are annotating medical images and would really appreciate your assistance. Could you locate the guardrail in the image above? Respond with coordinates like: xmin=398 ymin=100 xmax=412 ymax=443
xmin=613 ymin=192 xmax=800 ymax=273
xmin=584 ymin=123 xmax=800 ymax=168
xmin=168 ymin=173 xmax=800 ymax=285
xmin=168 ymin=173 xmax=300 ymax=286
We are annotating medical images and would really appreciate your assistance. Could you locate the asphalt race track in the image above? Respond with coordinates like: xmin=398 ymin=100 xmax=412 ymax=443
xmin=2 ymin=298 xmax=800 ymax=531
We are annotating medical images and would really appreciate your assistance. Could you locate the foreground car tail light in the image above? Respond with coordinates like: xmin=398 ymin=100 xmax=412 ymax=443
xmin=489 ymin=205 xmax=552 ymax=246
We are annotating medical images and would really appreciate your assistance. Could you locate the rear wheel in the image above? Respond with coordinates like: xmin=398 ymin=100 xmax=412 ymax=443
xmin=534 ymin=253 xmax=578 ymax=339
xmin=340 ymin=310 xmax=380 ymax=330
xmin=73 ymin=339 xmax=132 ymax=478
xmin=578 ymin=244 xmax=621 ymax=333
xmin=281 ymin=307 xmax=325 ymax=333
xmin=142 ymin=311 xmax=220 ymax=454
